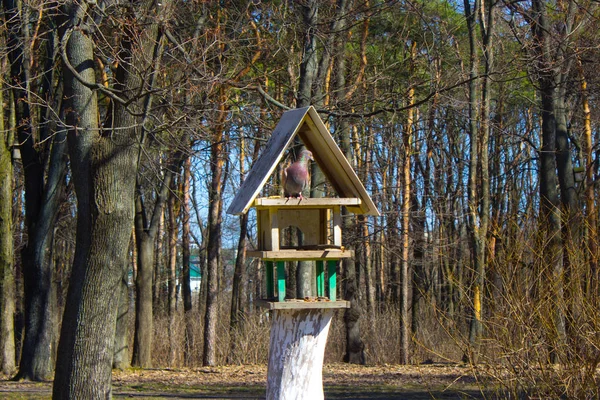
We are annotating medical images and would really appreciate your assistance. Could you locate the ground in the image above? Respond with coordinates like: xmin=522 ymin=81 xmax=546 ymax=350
xmin=0 ymin=363 xmax=492 ymax=399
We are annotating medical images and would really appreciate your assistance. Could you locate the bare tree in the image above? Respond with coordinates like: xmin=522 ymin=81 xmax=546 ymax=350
xmin=53 ymin=0 xmax=167 ymax=395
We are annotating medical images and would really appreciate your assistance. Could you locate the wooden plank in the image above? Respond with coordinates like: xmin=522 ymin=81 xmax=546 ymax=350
xmin=266 ymin=261 xmax=274 ymax=299
xmin=254 ymin=197 xmax=362 ymax=208
xmin=316 ymin=261 xmax=325 ymax=297
xmin=257 ymin=299 xmax=350 ymax=310
xmin=278 ymin=209 xmax=321 ymax=246
xmin=332 ymin=206 xmax=342 ymax=247
xmin=227 ymin=107 xmax=310 ymax=215
xmin=320 ymin=208 xmax=327 ymax=244
xmin=269 ymin=208 xmax=279 ymax=251
xmin=328 ymin=260 xmax=337 ymax=301
xmin=277 ymin=261 xmax=286 ymax=302
xmin=248 ymin=249 xmax=354 ymax=260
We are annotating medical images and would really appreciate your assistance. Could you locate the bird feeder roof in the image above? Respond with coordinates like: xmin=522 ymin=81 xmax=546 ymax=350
xmin=227 ymin=106 xmax=380 ymax=216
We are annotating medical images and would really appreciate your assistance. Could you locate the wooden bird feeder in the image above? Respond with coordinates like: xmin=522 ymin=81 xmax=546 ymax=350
xmin=226 ymin=106 xmax=379 ymax=399
xmin=227 ymin=106 xmax=379 ymax=305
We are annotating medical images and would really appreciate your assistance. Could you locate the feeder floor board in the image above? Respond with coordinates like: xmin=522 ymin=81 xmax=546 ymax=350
xmin=256 ymin=299 xmax=350 ymax=310
xmin=248 ymin=250 xmax=354 ymax=260
xmin=253 ymin=197 xmax=361 ymax=208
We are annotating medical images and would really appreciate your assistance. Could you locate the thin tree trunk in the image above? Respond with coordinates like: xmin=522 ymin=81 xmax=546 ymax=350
xmin=113 ymin=252 xmax=131 ymax=370
xmin=0 ymin=78 xmax=16 ymax=375
xmin=4 ymin=0 xmax=64 ymax=380
xmin=400 ymin=60 xmax=415 ymax=364
xmin=463 ymin=0 xmax=493 ymax=364
xmin=132 ymin=222 xmax=155 ymax=368
xmin=132 ymin=138 xmax=188 ymax=368
xmin=167 ymin=182 xmax=179 ymax=366
xmin=342 ymin=130 xmax=363 ymax=363
xmin=579 ymin=63 xmax=598 ymax=296
xmin=229 ymin=128 xmax=252 ymax=362
xmin=531 ymin=0 xmax=567 ymax=361
xmin=411 ymin=196 xmax=426 ymax=338
xmin=182 ymin=155 xmax=194 ymax=366
xmin=229 ymin=212 xmax=248 ymax=363
xmin=154 ymin=203 xmax=165 ymax=314
xmin=203 ymin=97 xmax=227 ymax=366
xmin=353 ymin=124 xmax=376 ymax=318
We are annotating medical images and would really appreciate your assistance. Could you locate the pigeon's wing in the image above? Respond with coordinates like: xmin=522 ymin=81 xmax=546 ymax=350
xmin=302 ymin=163 xmax=311 ymax=191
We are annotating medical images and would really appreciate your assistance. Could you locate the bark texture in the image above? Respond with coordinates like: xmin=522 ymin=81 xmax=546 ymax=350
xmin=266 ymin=309 xmax=333 ymax=400
xmin=0 ymin=86 xmax=15 ymax=375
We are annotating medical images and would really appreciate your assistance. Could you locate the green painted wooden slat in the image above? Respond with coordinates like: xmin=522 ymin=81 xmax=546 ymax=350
xmin=316 ymin=261 xmax=325 ymax=297
xmin=266 ymin=261 xmax=274 ymax=299
xmin=328 ymin=260 xmax=337 ymax=301
xmin=277 ymin=261 xmax=286 ymax=302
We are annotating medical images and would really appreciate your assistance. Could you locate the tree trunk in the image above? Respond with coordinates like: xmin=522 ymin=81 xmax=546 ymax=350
xmin=463 ymin=0 xmax=492 ymax=364
xmin=132 ymin=147 xmax=185 ymax=367
xmin=229 ymin=212 xmax=248 ymax=363
xmin=154 ymin=206 xmax=165 ymax=314
xmin=181 ymin=156 xmax=194 ymax=366
xmin=297 ymin=0 xmax=319 ymax=109
xmin=132 ymin=229 xmax=155 ymax=368
xmin=113 ymin=265 xmax=130 ymax=370
xmin=400 ymin=61 xmax=415 ymax=364
xmin=54 ymin=138 xmax=138 ymax=399
xmin=579 ymin=64 xmax=598 ymax=295
xmin=53 ymin=0 xmax=163 ymax=396
xmin=0 ymin=82 xmax=16 ymax=375
xmin=4 ymin=0 xmax=65 ymax=380
xmin=411 ymin=196 xmax=426 ymax=338
xmin=167 ymin=184 xmax=179 ymax=366
xmin=532 ymin=0 xmax=567 ymax=361
xmin=266 ymin=309 xmax=333 ymax=400
xmin=228 ymin=131 xmax=248 ymax=363
xmin=203 ymin=101 xmax=227 ymax=366
xmin=340 ymin=122 xmax=365 ymax=364
xmin=343 ymin=213 xmax=365 ymax=364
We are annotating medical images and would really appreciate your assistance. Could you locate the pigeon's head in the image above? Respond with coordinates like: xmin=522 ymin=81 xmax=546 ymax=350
xmin=299 ymin=150 xmax=314 ymax=163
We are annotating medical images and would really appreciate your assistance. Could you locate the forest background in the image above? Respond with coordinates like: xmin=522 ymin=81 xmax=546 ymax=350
xmin=0 ymin=0 xmax=599 ymax=398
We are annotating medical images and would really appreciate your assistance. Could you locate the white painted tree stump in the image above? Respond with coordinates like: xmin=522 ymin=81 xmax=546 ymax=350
xmin=266 ymin=308 xmax=334 ymax=400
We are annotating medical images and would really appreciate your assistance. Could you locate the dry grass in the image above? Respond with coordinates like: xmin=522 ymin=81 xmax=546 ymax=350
xmin=138 ymin=238 xmax=600 ymax=398
xmin=0 ymin=364 xmax=490 ymax=399
xmin=148 ymin=297 xmax=466 ymax=367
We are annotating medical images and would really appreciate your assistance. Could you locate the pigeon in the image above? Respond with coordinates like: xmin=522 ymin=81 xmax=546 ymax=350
xmin=283 ymin=150 xmax=314 ymax=199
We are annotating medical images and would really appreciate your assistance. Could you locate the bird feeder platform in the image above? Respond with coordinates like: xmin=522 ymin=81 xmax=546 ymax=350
xmin=255 ymin=299 xmax=350 ymax=310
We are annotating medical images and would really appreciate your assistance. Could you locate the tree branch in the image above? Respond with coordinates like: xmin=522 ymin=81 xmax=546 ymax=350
xmin=60 ymin=27 xmax=128 ymax=105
